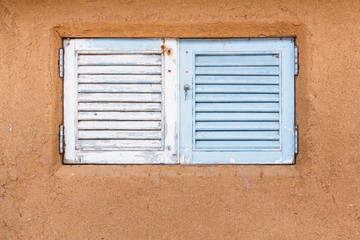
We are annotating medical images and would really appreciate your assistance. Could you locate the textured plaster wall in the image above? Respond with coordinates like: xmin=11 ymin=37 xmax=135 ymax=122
xmin=0 ymin=0 xmax=360 ymax=239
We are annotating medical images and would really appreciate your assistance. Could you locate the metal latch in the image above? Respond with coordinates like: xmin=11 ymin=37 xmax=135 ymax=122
xmin=59 ymin=125 xmax=64 ymax=154
xmin=294 ymin=125 xmax=299 ymax=154
xmin=59 ymin=48 xmax=64 ymax=78
xmin=294 ymin=45 xmax=299 ymax=76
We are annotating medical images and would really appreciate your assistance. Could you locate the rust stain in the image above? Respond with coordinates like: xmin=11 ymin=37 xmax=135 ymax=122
xmin=161 ymin=44 xmax=172 ymax=56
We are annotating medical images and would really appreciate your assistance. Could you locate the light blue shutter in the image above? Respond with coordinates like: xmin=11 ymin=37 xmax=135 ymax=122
xmin=179 ymin=39 xmax=295 ymax=164
xmin=64 ymin=38 xmax=178 ymax=164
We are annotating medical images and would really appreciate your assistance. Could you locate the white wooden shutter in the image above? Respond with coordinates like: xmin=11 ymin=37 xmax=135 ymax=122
xmin=63 ymin=39 xmax=178 ymax=164
xmin=179 ymin=39 xmax=295 ymax=164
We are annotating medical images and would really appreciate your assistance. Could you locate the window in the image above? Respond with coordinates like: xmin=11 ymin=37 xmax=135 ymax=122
xmin=63 ymin=38 xmax=296 ymax=164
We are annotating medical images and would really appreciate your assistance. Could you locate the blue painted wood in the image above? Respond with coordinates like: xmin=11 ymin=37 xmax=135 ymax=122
xmin=196 ymin=141 xmax=280 ymax=149
xmin=195 ymin=112 xmax=280 ymax=121
xmin=195 ymin=131 xmax=280 ymax=140
xmin=195 ymin=94 xmax=279 ymax=102
xmin=195 ymin=75 xmax=279 ymax=85
xmin=196 ymin=85 xmax=279 ymax=94
xmin=195 ymin=122 xmax=279 ymax=131
xmin=195 ymin=54 xmax=279 ymax=66
xmin=195 ymin=66 xmax=279 ymax=75
xmin=195 ymin=93 xmax=280 ymax=103
xmin=195 ymin=103 xmax=279 ymax=112
xmin=179 ymin=38 xmax=295 ymax=164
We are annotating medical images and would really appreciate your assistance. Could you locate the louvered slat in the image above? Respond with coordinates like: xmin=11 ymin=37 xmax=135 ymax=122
xmin=196 ymin=75 xmax=279 ymax=85
xmin=78 ymin=112 xmax=161 ymax=121
xmin=78 ymin=54 xmax=162 ymax=66
xmin=78 ymin=75 xmax=161 ymax=84
xmin=195 ymin=112 xmax=279 ymax=121
xmin=78 ymin=93 xmax=162 ymax=102
xmin=78 ymin=130 xmax=162 ymax=139
xmin=195 ymin=66 xmax=279 ymax=75
xmin=195 ymin=103 xmax=279 ymax=112
xmin=78 ymin=102 xmax=161 ymax=111
xmin=76 ymin=52 xmax=163 ymax=150
xmin=196 ymin=94 xmax=279 ymax=103
xmin=78 ymin=65 xmax=162 ymax=74
xmin=196 ymin=141 xmax=280 ymax=149
xmin=194 ymin=54 xmax=280 ymax=150
xmin=78 ymin=84 xmax=161 ymax=93
xmin=195 ymin=122 xmax=279 ymax=131
xmin=195 ymin=54 xmax=279 ymax=66
xmin=78 ymin=140 xmax=162 ymax=150
xmin=78 ymin=121 xmax=161 ymax=130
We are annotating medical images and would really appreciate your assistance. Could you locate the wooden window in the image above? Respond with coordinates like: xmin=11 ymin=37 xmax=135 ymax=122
xmin=179 ymin=39 xmax=296 ymax=164
xmin=63 ymin=38 xmax=296 ymax=164
xmin=63 ymin=39 xmax=178 ymax=164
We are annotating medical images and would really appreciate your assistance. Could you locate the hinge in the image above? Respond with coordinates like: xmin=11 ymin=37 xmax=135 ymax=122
xmin=294 ymin=125 xmax=299 ymax=154
xmin=294 ymin=45 xmax=299 ymax=76
xmin=59 ymin=48 xmax=64 ymax=78
xmin=59 ymin=124 xmax=64 ymax=154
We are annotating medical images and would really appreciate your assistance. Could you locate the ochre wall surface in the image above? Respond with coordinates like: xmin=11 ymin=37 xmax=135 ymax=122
xmin=1 ymin=0 xmax=360 ymax=239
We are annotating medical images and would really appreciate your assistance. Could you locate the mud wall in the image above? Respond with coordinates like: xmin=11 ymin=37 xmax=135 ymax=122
xmin=0 ymin=0 xmax=360 ymax=239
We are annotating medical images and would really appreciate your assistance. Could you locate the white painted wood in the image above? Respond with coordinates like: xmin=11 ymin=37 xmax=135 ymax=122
xmin=78 ymin=74 xmax=162 ymax=84
xmin=77 ymin=65 xmax=162 ymax=74
xmin=78 ymin=84 xmax=162 ymax=93
xmin=78 ymin=102 xmax=161 ymax=111
xmin=63 ymin=39 xmax=77 ymax=162
xmin=78 ymin=112 xmax=162 ymax=121
xmin=78 ymin=130 xmax=162 ymax=139
xmin=78 ymin=93 xmax=162 ymax=103
xmin=63 ymin=38 xmax=179 ymax=164
xmin=163 ymin=39 xmax=179 ymax=164
xmin=78 ymin=121 xmax=161 ymax=130
xmin=78 ymin=54 xmax=162 ymax=66
xmin=77 ymin=139 xmax=162 ymax=150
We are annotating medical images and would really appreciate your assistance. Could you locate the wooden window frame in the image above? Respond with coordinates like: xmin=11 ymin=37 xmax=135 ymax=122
xmin=62 ymin=38 xmax=295 ymax=165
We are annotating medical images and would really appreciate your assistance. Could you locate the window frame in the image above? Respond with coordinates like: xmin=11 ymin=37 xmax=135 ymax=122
xmin=62 ymin=38 xmax=296 ymax=165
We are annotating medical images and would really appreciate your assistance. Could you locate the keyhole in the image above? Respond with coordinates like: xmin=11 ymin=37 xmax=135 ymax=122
xmin=184 ymin=84 xmax=190 ymax=100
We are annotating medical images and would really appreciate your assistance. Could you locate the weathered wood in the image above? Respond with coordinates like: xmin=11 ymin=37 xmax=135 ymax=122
xmin=195 ymin=93 xmax=279 ymax=102
xmin=78 ymin=74 xmax=162 ymax=84
xmin=78 ymin=130 xmax=162 ymax=139
xmin=78 ymin=112 xmax=162 ymax=121
xmin=78 ymin=54 xmax=162 ymax=66
xmin=78 ymin=93 xmax=162 ymax=102
xmin=195 ymin=54 xmax=279 ymax=66
xmin=78 ymin=102 xmax=161 ymax=111
xmin=77 ymin=65 xmax=162 ymax=74
xmin=195 ymin=121 xmax=279 ymax=130
xmin=78 ymin=121 xmax=162 ymax=130
xmin=195 ymin=75 xmax=279 ymax=85
xmin=195 ymin=66 xmax=279 ymax=75
xmin=195 ymin=103 xmax=279 ymax=112
xmin=195 ymin=112 xmax=279 ymax=121
xmin=196 ymin=85 xmax=279 ymax=94
xmin=195 ymin=131 xmax=280 ymax=140
xmin=77 ymin=139 xmax=162 ymax=149
xmin=195 ymin=140 xmax=280 ymax=149
xmin=78 ymin=84 xmax=162 ymax=93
